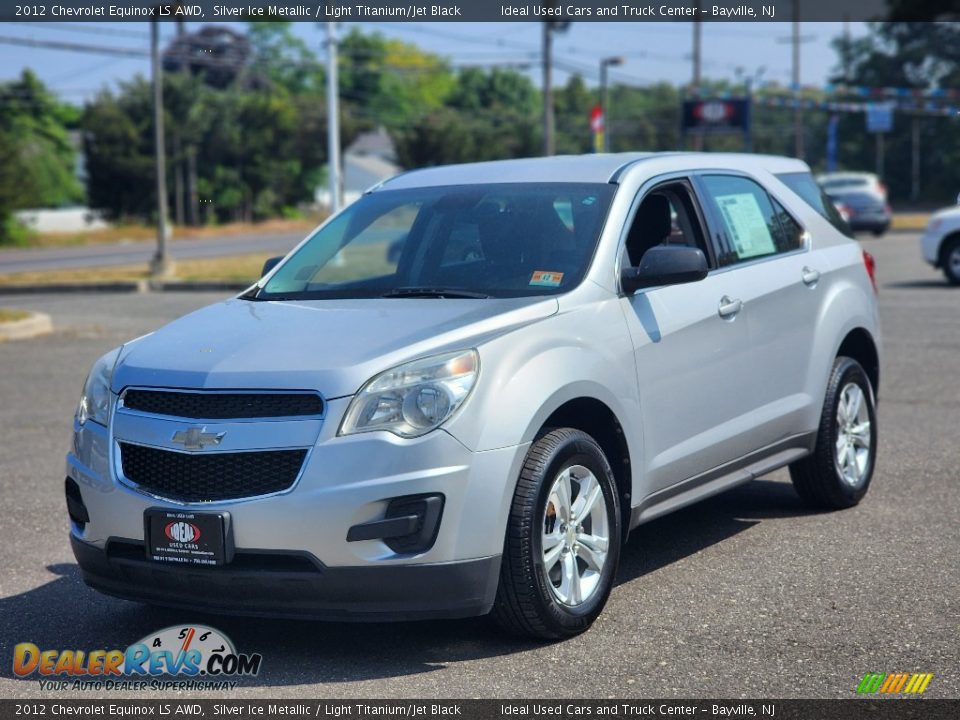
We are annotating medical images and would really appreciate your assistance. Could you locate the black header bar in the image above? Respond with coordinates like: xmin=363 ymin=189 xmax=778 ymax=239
xmin=0 ymin=0 xmax=937 ymax=24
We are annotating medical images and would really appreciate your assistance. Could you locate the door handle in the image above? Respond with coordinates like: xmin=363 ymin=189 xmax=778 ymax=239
xmin=718 ymin=295 xmax=742 ymax=318
xmin=801 ymin=266 xmax=821 ymax=286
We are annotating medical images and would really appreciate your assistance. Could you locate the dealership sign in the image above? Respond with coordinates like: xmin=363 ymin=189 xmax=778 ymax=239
xmin=682 ymin=98 xmax=751 ymax=135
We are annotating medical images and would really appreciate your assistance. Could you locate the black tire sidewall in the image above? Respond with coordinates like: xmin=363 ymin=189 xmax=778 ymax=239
xmin=529 ymin=435 xmax=621 ymax=628
xmin=943 ymin=238 xmax=960 ymax=284
xmin=824 ymin=359 xmax=878 ymax=504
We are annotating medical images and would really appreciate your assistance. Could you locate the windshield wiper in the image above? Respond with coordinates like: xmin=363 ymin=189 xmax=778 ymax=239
xmin=380 ymin=287 xmax=491 ymax=299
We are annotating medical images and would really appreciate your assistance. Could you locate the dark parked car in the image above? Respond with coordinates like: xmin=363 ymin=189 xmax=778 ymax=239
xmin=825 ymin=190 xmax=891 ymax=236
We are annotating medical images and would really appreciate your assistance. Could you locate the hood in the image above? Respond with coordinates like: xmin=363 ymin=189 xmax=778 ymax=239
xmin=113 ymin=296 xmax=558 ymax=398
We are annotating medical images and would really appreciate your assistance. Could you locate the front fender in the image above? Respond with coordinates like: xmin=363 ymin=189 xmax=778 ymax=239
xmin=443 ymin=298 xmax=643 ymax=486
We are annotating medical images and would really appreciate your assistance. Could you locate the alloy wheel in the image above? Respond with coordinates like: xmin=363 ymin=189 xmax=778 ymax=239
xmin=834 ymin=382 xmax=872 ymax=487
xmin=541 ymin=465 xmax=610 ymax=607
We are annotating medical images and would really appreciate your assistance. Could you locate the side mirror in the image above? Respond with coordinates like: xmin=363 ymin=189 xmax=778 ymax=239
xmin=261 ymin=256 xmax=283 ymax=278
xmin=621 ymin=245 xmax=708 ymax=294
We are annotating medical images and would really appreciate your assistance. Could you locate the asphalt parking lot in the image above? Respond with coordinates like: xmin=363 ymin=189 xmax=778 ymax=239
xmin=0 ymin=231 xmax=956 ymax=699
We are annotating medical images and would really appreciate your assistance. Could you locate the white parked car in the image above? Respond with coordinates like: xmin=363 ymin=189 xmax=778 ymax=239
xmin=921 ymin=207 xmax=960 ymax=285
xmin=816 ymin=172 xmax=887 ymax=200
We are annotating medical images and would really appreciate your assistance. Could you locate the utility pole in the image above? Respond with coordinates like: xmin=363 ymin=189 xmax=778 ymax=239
xmin=691 ymin=11 xmax=703 ymax=151
xmin=792 ymin=3 xmax=803 ymax=160
xmin=842 ymin=15 xmax=852 ymax=82
xmin=911 ymin=116 xmax=921 ymax=201
xmin=149 ymin=18 xmax=172 ymax=278
xmin=777 ymin=3 xmax=814 ymax=160
xmin=542 ymin=21 xmax=554 ymax=156
xmin=326 ymin=21 xmax=341 ymax=215
xmin=172 ymin=19 xmax=186 ymax=227
xmin=875 ymin=131 xmax=885 ymax=178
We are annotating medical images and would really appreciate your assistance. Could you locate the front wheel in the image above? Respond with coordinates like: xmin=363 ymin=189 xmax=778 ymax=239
xmin=493 ymin=428 xmax=621 ymax=640
xmin=790 ymin=357 xmax=877 ymax=509
xmin=942 ymin=237 xmax=960 ymax=285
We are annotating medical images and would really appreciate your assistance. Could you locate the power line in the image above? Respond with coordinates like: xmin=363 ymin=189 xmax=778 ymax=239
xmin=0 ymin=34 xmax=148 ymax=58
xmin=19 ymin=21 xmax=152 ymax=40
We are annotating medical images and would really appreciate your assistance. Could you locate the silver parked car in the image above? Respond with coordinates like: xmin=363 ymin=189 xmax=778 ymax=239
xmin=67 ymin=153 xmax=881 ymax=639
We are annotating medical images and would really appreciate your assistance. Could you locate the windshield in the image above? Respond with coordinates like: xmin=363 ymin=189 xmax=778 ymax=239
xmin=252 ymin=183 xmax=615 ymax=300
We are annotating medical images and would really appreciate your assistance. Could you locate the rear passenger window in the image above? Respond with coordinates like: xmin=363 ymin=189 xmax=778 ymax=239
xmin=700 ymin=175 xmax=804 ymax=267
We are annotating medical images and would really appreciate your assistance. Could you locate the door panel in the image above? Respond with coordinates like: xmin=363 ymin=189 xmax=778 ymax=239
xmin=694 ymin=174 xmax=820 ymax=450
xmin=620 ymin=273 xmax=756 ymax=494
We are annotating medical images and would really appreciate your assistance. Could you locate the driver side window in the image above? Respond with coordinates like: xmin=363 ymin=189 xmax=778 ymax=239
xmin=623 ymin=182 xmax=709 ymax=268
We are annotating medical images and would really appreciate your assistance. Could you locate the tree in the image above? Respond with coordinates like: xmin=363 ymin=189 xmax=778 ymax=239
xmin=246 ymin=22 xmax=324 ymax=94
xmin=0 ymin=70 xmax=82 ymax=243
xmin=339 ymin=29 xmax=455 ymax=128
xmin=82 ymin=78 xmax=156 ymax=220
xmin=392 ymin=66 xmax=540 ymax=167
xmin=828 ymin=21 xmax=960 ymax=203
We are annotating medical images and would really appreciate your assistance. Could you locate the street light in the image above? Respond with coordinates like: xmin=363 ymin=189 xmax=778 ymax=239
xmin=599 ymin=56 xmax=624 ymax=153
xmin=735 ymin=65 xmax=766 ymax=154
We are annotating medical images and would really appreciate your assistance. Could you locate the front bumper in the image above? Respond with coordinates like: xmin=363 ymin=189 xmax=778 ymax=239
xmin=920 ymin=229 xmax=942 ymax=266
xmin=67 ymin=395 xmax=529 ymax=619
xmin=71 ymin=535 xmax=500 ymax=620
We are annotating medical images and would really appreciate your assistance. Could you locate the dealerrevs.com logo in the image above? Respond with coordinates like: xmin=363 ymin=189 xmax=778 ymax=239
xmin=13 ymin=625 xmax=262 ymax=691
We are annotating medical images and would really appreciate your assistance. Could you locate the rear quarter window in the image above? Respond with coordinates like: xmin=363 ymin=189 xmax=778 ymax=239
xmin=777 ymin=171 xmax=854 ymax=238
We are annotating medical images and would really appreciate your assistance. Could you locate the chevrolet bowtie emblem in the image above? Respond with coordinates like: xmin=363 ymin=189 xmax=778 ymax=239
xmin=171 ymin=427 xmax=225 ymax=450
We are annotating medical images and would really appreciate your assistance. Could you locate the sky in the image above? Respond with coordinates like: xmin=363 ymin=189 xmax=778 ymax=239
xmin=0 ymin=21 xmax=868 ymax=104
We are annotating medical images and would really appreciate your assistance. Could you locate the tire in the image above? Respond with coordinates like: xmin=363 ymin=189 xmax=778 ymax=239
xmin=493 ymin=428 xmax=621 ymax=640
xmin=941 ymin=237 xmax=960 ymax=285
xmin=790 ymin=357 xmax=877 ymax=509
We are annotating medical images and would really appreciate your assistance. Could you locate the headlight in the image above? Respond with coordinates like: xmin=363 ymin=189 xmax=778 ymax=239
xmin=339 ymin=350 xmax=479 ymax=438
xmin=77 ymin=347 xmax=121 ymax=427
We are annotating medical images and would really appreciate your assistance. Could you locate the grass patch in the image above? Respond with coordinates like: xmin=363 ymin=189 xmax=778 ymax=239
xmin=0 ymin=253 xmax=275 ymax=287
xmin=0 ymin=308 xmax=30 ymax=323
xmin=3 ymin=216 xmax=323 ymax=251
xmin=0 ymin=241 xmax=397 ymax=288
xmin=890 ymin=213 xmax=931 ymax=231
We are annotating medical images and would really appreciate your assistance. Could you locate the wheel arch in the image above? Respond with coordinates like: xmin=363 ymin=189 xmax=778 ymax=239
xmin=938 ymin=231 xmax=960 ymax=267
xmin=836 ymin=327 xmax=880 ymax=398
xmin=538 ymin=397 xmax=633 ymax=543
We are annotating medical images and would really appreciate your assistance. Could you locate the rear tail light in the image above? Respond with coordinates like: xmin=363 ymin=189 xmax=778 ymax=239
xmin=863 ymin=250 xmax=878 ymax=294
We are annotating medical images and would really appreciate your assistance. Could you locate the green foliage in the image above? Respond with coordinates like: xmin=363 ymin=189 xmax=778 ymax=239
xmin=827 ymin=21 xmax=960 ymax=203
xmin=247 ymin=22 xmax=324 ymax=94
xmin=82 ymin=79 xmax=155 ymax=220
xmin=0 ymin=70 xmax=82 ymax=244
xmin=340 ymin=28 xmax=455 ymax=128
xmin=0 ymin=214 xmax=33 ymax=247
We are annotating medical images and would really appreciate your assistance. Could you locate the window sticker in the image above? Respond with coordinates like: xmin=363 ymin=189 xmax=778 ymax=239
xmin=715 ymin=192 xmax=776 ymax=259
xmin=530 ymin=270 xmax=564 ymax=287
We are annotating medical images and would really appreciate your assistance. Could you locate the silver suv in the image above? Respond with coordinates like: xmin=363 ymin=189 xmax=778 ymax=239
xmin=66 ymin=153 xmax=881 ymax=639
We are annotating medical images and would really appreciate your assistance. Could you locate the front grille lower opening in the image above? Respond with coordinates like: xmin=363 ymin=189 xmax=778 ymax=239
xmin=119 ymin=443 xmax=307 ymax=502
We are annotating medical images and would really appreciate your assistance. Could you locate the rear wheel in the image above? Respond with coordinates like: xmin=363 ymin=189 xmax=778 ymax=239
xmin=493 ymin=428 xmax=621 ymax=640
xmin=942 ymin=237 xmax=960 ymax=285
xmin=790 ymin=357 xmax=877 ymax=509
